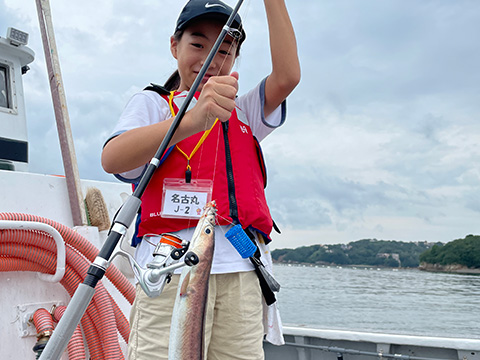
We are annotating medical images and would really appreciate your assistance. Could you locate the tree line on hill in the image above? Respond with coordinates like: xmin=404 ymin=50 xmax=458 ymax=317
xmin=419 ymin=235 xmax=480 ymax=269
xmin=271 ymin=235 xmax=480 ymax=269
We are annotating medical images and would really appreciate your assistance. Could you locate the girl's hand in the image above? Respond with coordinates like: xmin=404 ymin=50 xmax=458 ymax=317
xmin=191 ymin=72 xmax=239 ymax=129
xmin=103 ymin=72 xmax=240 ymax=174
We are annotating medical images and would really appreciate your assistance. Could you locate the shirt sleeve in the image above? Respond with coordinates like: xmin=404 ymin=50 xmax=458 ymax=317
xmin=235 ymin=77 xmax=287 ymax=142
xmin=105 ymin=91 xmax=171 ymax=183
xmin=108 ymin=91 xmax=170 ymax=140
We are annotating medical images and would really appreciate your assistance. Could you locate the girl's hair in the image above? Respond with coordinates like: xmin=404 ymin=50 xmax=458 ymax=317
xmin=164 ymin=69 xmax=181 ymax=91
xmin=163 ymin=26 xmax=243 ymax=91
xmin=163 ymin=30 xmax=183 ymax=91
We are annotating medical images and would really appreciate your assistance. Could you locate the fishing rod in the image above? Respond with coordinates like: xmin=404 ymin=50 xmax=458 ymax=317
xmin=39 ymin=0 xmax=245 ymax=358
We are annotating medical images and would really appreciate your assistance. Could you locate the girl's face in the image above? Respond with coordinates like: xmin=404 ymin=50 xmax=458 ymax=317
xmin=170 ymin=19 xmax=238 ymax=92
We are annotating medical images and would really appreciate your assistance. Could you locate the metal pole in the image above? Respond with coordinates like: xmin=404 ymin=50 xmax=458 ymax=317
xmin=35 ymin=0 xmax=87 ymax=227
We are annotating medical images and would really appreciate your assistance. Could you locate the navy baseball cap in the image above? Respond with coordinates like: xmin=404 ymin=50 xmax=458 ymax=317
xmin=175 ymin=0 xmax=246 ymax=44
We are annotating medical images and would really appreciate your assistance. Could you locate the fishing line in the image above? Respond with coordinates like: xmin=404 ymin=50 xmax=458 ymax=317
xmin=176 ymin=0 xmax=249 ymax=187
xmin=167 ymin=13 xmax=245 ymax=230
xmin=142 ymin=233 xmax=162 ymax=247
xmin=216 ymin=212 xmax=236 ymax=227
xmin=191 ymin=2 xmax=250 ymax=220
xmin=207 ymin=0 xmax=251 ymax=185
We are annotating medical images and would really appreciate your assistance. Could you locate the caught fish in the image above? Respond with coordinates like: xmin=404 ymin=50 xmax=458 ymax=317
xmin=168 ymin=201 xmax=217 ymax=360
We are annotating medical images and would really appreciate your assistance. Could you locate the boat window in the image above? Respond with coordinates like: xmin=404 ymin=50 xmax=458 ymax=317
xmin=0 ymin=65 xmax=9 ymax=108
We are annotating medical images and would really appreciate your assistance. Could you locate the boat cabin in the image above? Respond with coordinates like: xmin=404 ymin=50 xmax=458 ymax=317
xmin=0 ymin=27 xmax=34 ymax=172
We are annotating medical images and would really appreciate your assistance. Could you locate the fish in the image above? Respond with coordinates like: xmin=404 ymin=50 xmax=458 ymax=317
xmin=168 ymin=201 xmax=217 ymax=360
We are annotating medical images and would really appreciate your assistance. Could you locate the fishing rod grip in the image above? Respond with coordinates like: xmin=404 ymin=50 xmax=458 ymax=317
xmin=39 ymin=284 xmax=95 ymax=360
xmin=38 ymin=196 xmax=141 ymax=358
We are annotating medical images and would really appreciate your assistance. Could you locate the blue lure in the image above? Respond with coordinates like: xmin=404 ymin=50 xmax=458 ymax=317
xmin=225 ymin=224 xmax=257 ymax=259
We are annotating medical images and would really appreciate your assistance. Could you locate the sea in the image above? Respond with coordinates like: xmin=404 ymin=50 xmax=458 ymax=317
xmin=273 ymin=264 xmax=480 ymax=339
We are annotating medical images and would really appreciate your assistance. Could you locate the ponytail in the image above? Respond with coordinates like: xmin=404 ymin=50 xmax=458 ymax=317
xmin=164 ymin=70 xmax=181 ymax=91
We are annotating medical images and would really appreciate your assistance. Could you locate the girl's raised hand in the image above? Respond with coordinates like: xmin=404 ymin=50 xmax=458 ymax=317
xmin=192 ymin=72 xmax=239 ymax=129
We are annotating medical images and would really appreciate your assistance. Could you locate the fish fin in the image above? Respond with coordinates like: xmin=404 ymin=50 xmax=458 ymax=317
xmin=180 ymin=272 xmax=191 ymax=297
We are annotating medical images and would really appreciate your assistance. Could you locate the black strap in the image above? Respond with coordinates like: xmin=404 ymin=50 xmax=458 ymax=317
xmin=143 ymin=83 xmax=170 ymax=96
xmin=272 ymin=220 xmax=281 ymax=234
xmin=245 ymin=229 xmax=277 ymax=305
xmin=222 ymin=121 xmax=240 ymax=223
xmin=251 ymin=257 xmax=277 ymax=306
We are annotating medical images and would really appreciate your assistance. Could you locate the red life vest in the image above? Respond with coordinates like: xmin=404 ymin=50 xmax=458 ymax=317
xmin=137 ymin=91 xmax=273 ymax=238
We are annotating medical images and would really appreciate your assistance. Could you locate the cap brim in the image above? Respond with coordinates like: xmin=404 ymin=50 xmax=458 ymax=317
xmin=176 ymin=12 xmax=246 ymax=43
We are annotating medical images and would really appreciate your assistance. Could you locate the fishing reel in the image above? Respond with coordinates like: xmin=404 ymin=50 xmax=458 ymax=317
xmin=116 ymin=233 xmax=199 ymax=298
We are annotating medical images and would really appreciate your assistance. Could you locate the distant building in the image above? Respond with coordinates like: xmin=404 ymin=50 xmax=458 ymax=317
xmin=377 ymin=253 xmax=401 ymax=267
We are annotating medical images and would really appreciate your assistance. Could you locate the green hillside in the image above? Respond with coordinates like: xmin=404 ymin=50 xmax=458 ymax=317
xmin=272 ymin=239 xmax=437 ymax=268
xmin=419 ymin=234 xmax=480 ymax=269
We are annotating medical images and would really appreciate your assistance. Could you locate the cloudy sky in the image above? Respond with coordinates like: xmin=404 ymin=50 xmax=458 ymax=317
xmin=1 ymin=0 xmax=480 ymax=249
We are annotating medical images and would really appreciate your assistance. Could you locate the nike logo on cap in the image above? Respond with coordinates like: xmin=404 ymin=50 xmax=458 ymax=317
xmin=205 ymin=2 xmax=226 ymax=9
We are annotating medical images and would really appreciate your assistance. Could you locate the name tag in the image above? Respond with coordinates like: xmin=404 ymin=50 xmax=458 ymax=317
xmin=161 ymin=178 xmax=213 ymax=219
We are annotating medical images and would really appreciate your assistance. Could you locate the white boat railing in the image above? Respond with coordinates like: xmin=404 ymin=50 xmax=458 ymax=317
xmin=282 ymin=327 xmax=480 ymax=350
xmin=0 ymin=220 xmax=66 ymax=283
xmin=264 ymin=327 xmax=480 ymax=360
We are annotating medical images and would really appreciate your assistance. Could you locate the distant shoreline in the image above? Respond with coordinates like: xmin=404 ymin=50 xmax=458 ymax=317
xmin=273 ymin=261 xmax=480 ymax=275
xmin=272 ymin=261 xmax=418 ymax=270
xmin=419 ymin=263 xmax=480 ymax=275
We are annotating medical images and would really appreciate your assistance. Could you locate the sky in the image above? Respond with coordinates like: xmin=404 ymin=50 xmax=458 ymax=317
xmin=1 ymin=0 xmax=480 ymax=250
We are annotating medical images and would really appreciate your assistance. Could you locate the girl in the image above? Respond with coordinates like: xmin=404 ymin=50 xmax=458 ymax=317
xmin=102 ymin=0 xmax=300 ymax=358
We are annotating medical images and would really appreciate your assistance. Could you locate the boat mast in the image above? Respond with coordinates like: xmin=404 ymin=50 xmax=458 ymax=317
xmin=35 ymin=0 xmax=87 ymax=226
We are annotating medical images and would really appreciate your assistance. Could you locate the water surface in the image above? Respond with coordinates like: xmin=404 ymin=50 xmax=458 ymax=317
xmin=273 ymin=264 xmax=480 ymax=339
